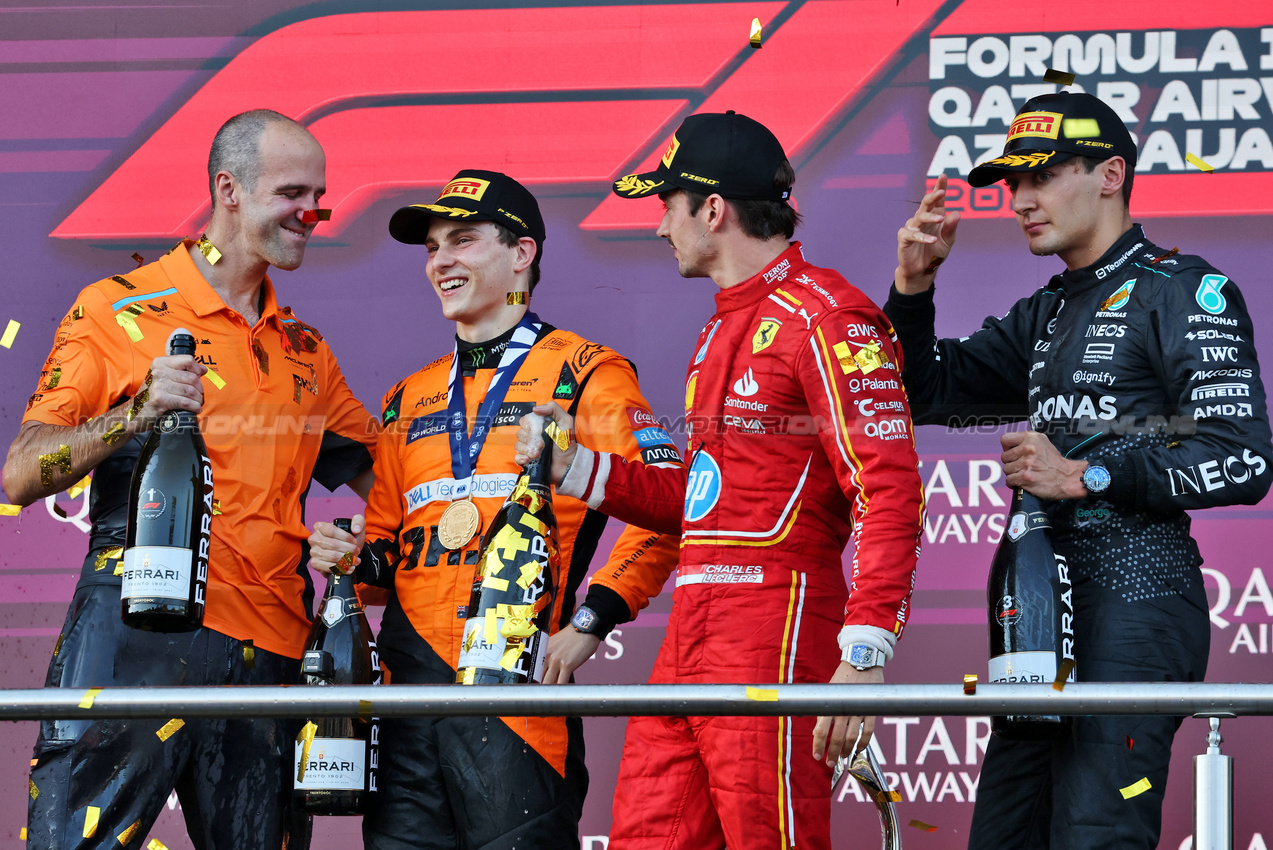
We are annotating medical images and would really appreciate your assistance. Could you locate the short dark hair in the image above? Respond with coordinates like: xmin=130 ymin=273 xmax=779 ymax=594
xmin=683 ymin=160 xmax=801 ymax=240
xmin=493 ymin=222 xmax=542 ymax=292
xmin=207 ymin=109 xmax=301 ymax=202
xmin=1073 ymin=155 xmax=1134 ymax=209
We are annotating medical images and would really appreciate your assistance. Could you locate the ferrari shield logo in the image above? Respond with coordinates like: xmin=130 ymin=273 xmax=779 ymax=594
xmin=752 ymin=319 xmax=781 ymax=354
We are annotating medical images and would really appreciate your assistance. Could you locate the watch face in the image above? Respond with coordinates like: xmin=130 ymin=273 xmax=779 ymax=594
xmin=572 ymin=607 xmax=598 ymax=633
xmin=848 ymin=644 xmax=876 ymax=667
xmin=1084 ymin=465 xmax=1111 ymax=493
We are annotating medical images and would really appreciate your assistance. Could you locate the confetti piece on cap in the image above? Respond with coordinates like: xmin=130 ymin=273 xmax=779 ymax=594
xmin=749 ymin=17 xmax=763 ymax=48
xmin=358 ymin=700 xmax=373 ymax=722
xmin=963 ymin=673 xmax=977 ymax=695
xmin=1120 ymin=777 xmax=1152 ymax=799
xmin=746 ymin=686 xmax=779 ymax=701
xmin=79 ymin=688 xmax=102 ymax=708
xmin=909 ymin=819 xmax=938 ymax=832
xmin=29 ymin=778 xmax=38 ymax=799
xmin=0 ymin=319 xmax=20 ymax=348
xmin=300 ymin=209 xmax=332 ymax=224
xmin=132 ymin=252 xmax=145 ymax=266
xmin=1052 ymin=658 xmax=1076 ymax=691
xmin=0 ymin=504 xmax=20 ymax=516
xmin=1043 ymin=68 xmax=1076 ymax=86
xmin=147 ymin=840 xmax=171 ymax=850
xmin=67 ymin=475 xmax=92 ymax=499
xmin=115 ymin=313 xmax=144 ymax=342
xmin=1150 ymin=247 xmax=1179 ymax=264
xmin=1186 ymin=153 xmax=1214 ymax=173
xmin=83 ymin=805 xmax=100 ymax=838
xmin=156 ymin=718 xmax=185 ymax=741
xmin=243 ymin=639 xmax=255 ymax=669
xmin=205 ymin=368 xmax=226 ymax=390
xmin=118 ymin=820 xmax=142 ymax=845
xmin=506 ymin=292 xmax=527 ymax=305
xmin=1063 ymin=118 xmax=1102 ymax=139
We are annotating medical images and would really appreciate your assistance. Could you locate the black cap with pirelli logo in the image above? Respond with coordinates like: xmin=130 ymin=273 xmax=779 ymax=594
xmin=968 ymin=92 xmax=1137 ymax=188
xmin=389 ymin=169 xmax=546 ymax=255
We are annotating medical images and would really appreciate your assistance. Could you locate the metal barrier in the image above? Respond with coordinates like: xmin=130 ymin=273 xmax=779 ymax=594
xmin=2 ymin=682 xmax=1255 ymax=850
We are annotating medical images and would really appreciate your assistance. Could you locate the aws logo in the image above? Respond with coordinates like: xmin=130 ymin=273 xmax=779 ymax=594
xmin=50 ymin=0 xmax=950 ymax=241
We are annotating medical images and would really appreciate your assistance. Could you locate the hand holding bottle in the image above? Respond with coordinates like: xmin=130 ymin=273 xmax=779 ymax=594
xmin=309 ymin=515 xmax=366 ymax=576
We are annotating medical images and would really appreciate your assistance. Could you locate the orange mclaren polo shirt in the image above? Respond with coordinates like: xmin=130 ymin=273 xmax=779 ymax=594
xmin=24 ymin=241 xmax=377 ymax=658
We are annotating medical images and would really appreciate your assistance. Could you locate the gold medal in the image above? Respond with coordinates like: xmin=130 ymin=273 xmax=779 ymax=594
xmin=437 ymin=498 xmax=481 ymax=550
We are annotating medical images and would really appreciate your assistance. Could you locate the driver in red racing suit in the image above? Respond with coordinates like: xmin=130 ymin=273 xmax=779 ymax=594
xmin=517 ymin=112 xmax=923 ymax=850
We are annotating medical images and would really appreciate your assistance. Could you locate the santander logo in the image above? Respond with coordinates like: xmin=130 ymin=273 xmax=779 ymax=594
xmin=732 ymin=368 xmax=759 ymax=397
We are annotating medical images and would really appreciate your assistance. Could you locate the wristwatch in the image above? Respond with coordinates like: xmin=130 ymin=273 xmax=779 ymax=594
xmin=1081 ymin=460 xmax=1111 ymax=495
xmin=846 ymin=644 xmax=885 ymax=671
xmin=571 ymin=605 xmax=605 ymax=637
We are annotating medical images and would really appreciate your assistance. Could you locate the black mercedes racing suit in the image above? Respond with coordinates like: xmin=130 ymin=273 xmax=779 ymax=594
xmin=885 ymin=224 xmax=1271 ymax=849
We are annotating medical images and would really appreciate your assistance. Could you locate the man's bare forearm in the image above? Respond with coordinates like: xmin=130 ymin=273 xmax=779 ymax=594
xmin=3 ymin=401 xmax=149 ymax=506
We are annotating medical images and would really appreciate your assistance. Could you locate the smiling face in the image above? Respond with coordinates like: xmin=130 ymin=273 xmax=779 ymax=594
xmin=237 ymin=123 xmax=326 ymax=271
xmin=424 ymin=218 xmax=534 ymax=340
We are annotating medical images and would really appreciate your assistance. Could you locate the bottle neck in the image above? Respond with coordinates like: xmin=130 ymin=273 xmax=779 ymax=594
xmin=523 ymin=428 xmax=553 ymax=492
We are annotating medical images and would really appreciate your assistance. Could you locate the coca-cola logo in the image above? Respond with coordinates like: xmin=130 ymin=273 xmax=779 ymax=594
xmin=139 ymin=487 xmax=166 ymax=521
xmin=627 ymin=407 xmax=659 ymax=430
xmin=995 ymin=595 xmax=1021 ymax=625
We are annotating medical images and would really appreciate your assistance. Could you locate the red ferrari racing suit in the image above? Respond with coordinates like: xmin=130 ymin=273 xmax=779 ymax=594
xmin=558 ymin=243 xmax=924 ymax=850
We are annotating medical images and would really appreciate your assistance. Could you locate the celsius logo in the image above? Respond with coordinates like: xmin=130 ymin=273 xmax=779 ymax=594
xmin=684 ymin=451 xmax=722 ymax=522
xmin=732 ymin=368 xmax=759 ymax=397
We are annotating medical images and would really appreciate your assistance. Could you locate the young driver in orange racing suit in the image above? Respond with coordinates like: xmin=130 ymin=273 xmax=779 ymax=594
xmin=517 ymin=112 xmax=924 ymax=850
xmin=308 ymin=170 xmax=681 ymax=850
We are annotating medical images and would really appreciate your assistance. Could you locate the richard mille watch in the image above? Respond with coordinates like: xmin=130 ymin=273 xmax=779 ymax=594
xmin=846 ymin=643 xmax=885 ymax=671
xmin=571 ymin=605 xmax=605 ymax=637
xmin=1081 ymin=460 xmax=1111 ymax=495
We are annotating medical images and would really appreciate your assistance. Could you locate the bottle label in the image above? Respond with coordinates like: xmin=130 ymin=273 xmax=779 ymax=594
xmin=121 ymin=546 xmax=192 ymax=601
xmin=988 ymin=651 xmax=1074 ymax=684
xmin=457 ymin=617 xmax=507 ymax=671
xmin=293 ymin=737 xmax=365 ymax=790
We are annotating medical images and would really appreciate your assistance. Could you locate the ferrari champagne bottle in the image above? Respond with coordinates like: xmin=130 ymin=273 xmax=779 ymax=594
xmin=456 ymin=416 xmax=559 ymax=684
xmin=293 ymin=519 xmax=381 ymax=815
xmin=121 ymin=331 xmax=213 ymax=632
xmin=987 ymin=488 xmax=1075 ymax=739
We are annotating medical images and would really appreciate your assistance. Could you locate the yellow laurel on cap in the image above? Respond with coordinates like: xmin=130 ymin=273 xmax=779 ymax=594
xmin=982 ymin=150 xmax=1057 ymax=170
xmin=420 ymin=204 xmax=479 ymax=218
xmin=614 ymin=174 xmax=665 ymax=197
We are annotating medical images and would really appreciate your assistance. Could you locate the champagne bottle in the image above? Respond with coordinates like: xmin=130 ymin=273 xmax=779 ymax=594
xmin=456 ymin=416 xmax=560 ymax=685
xmin=293 ymin=518 xmax=382 ymax=815
xmin=987 ymin=488 xmax=1075 ymax=739
xmin=121 ymin=331 xmax=213 ymax=632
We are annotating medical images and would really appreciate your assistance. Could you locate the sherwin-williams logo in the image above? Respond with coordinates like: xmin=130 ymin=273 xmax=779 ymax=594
xmin=438 ymin=178 xmax=490 ymax=201
xmin=1099 ymin=281 xmax=1135 ymax=312
xmin=1006 ymin=111 xmax=1061 ymax=141
xmin=1196 ymin=275 xmax=1229 ymax=315
xmin=661 ymin=134 xmax=681 ymax=168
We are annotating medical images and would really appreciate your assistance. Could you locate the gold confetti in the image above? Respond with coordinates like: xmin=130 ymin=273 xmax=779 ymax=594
xmin=0 ymin=504 xmax=20 ymax=516
xmin=1186 ymin=152 xmax=1214 ymax=173
xmin=1063 ymin=118 xmax=1102 ymax=139
xmin=53 ymin=633 xmax=64 ymax=656
xmin=1150 ymin=247 xmax=1179 ymax=264
xmin=336 ymin=551 xmax=354 ymax=574
xmin=483 ymin=575 xmax=510 ymax=591
xmin=516 ymin=561 xmax=542 ymax=590
xmin=196 ymin=234 xmax=222 ymax=264
xmin=115 ymin=313 xmax=143 ymax=342
xmin=1043 ymin=68 xmax=1076 ymax=86
xmin=745 ymin=686 xmax=779 ymax=701
xmin=118 ymin=820 xmax=142 ymax=844
xmin=205 ymin=368 xmax=226 ymax=390
xmin=923 ymin=255 xmax=945 ymax=275
xmin=20 ymin=827 xmax=27 ymax=840
xmin=156 ymin=718 xmax=185 ymax=741
xmin=67 ymin=475 xmax=92 ymax=499
xmin=128 ymin=372 xmax=153 ymax=422
xmin=749 ymin=17 xmax=763 ymax=48
xmin=0 ymin=319 xmax=20 ymax=348
xmin=212 ymin=499 xmax=223 ymax=516
xmin=39 ymin=444 xmax=73 ymax=488
xmin=300 ymin=209 xmax=332 ymax=223
xmin=110 ymin=275 xmax=135 ymax=290
xmin=484 ymin=608 xmax=500 ymax=645
xmin=1120 ymin=777 xmax=1152 ymax=799
xmin=29 ymin=778 xmax=38 ymax=799
xmin=909 ymin=819 xmax=938 ymax=832
xmin=102 ymin=422 xmax=127 ymax=446
xmin=358 ymin=700 xmax=373 ymax=722
xmin=500 ymin=645 xmax=522 ymax=670
xmin=114 ymin=562 xmax=123 ymax=577
xmin=132 ymin=252 xmax=145 ymax=267
xmin=94 ymin=546 xmax=123 ymax=571
xmin=42 ymin=367 xmax=62 ymax=390
xmin=79 ymin=688 xmax=102 ymax=708
xmin=544 ymin=420 xmax=570 ymax=452
xmin=147 ymin=840 xmax=171 ymax=850
xmin=83 ymin=805 xmax=100 ymax=838
xmin=252 ymin=340 xmax=270 ymax=375
xmin=296 ymin=721 xmax=317 ymax=782
xmin=72 ymin=305 xmax=85 ymax=320
xmin=963 ymin=673 xmax=977 ymax=695
xmin=519 ymin=514 xmax=548 ymax=536
xmin=242 ymin=640 xmax=255 ymax=669
xmin=1052 ymin=658 xmax=1076 ymax=691
xmin=506 ymin=292 xmax=527 ymax=305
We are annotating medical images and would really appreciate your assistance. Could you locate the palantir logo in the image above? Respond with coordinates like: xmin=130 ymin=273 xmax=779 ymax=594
xmin=684 ymin=451 xmax=722 ymax=522
xmin=732 ymin=368 xmax=759 ymax=397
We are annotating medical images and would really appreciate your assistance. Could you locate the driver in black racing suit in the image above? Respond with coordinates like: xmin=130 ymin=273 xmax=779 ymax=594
xmin=885 ymin=91 xmax=1271 ymax=849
